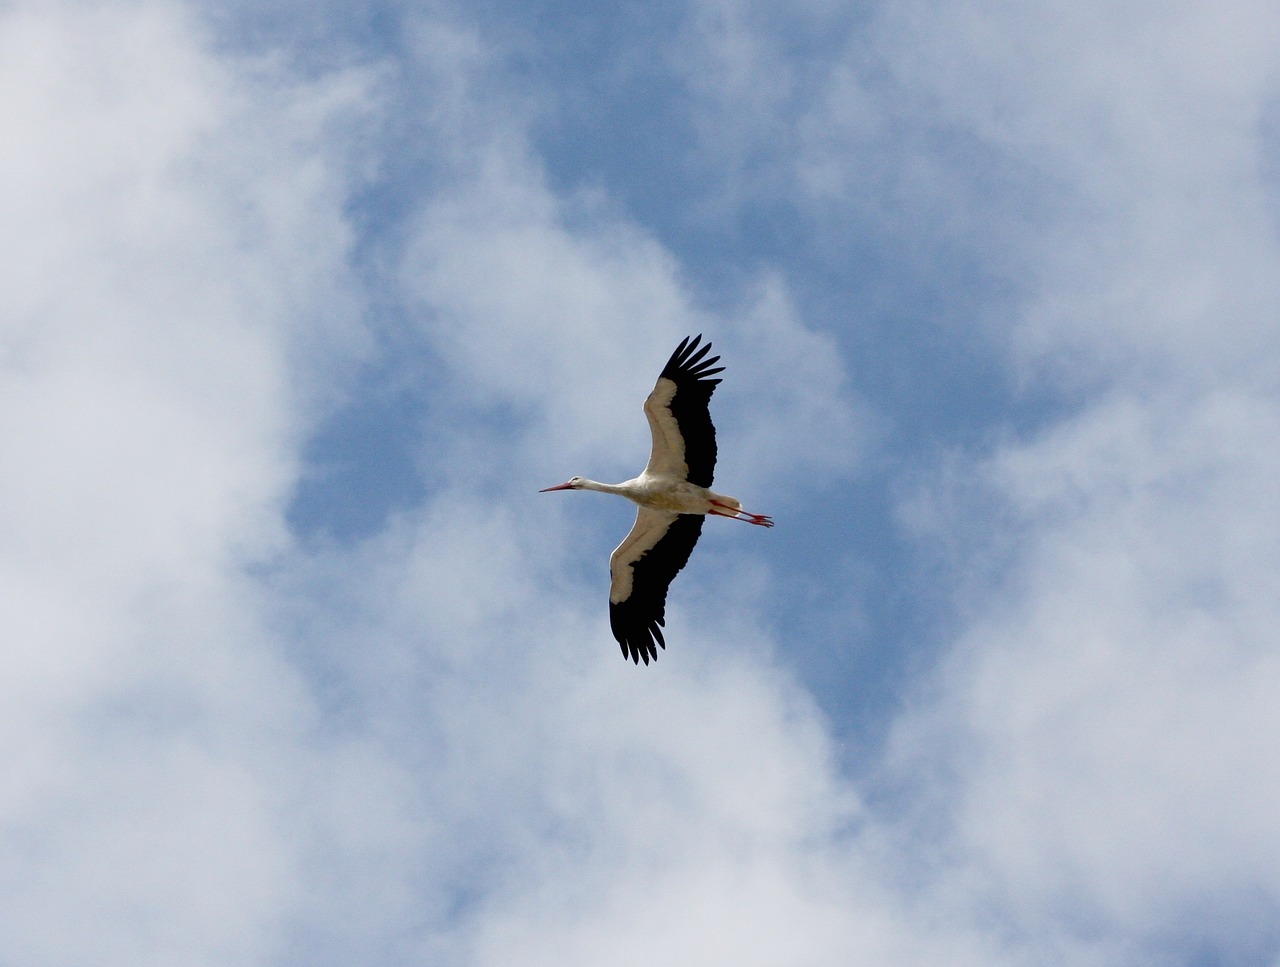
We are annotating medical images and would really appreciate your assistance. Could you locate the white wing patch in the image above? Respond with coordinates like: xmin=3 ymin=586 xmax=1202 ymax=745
xmin=642 ymin=377 xmax=688 ymax=479
xmin=609 ymin=508 xmax=679 ymax=603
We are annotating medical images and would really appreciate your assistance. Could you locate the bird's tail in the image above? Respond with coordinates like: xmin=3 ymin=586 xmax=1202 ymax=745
xmin=707 ymin=492 xmax=741 ymax=512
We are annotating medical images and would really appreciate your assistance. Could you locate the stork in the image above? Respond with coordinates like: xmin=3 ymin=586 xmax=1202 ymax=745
xmin=540 ymin=335 xmax=773 ymax=665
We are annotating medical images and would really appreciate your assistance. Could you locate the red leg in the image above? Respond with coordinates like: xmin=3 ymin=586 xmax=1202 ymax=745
xmin=709 ymin=504 xmax=774 ymax=527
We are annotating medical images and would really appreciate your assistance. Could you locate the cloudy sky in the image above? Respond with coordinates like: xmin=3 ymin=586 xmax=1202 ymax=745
xmin=4 ymin=0 xmax=1280 ymax=964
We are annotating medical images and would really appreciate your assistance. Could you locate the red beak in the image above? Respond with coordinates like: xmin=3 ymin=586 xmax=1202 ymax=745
xmin=539 ymin=482 xmax=574 ymax=492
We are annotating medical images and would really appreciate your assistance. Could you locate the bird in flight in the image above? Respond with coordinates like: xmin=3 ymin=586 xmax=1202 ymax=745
xmin=540 ymin=335 xmax=773 ymax=665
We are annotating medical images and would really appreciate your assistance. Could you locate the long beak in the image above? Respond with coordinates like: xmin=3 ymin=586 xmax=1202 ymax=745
xmin=539 ymin=482 xmax=574 ymax=492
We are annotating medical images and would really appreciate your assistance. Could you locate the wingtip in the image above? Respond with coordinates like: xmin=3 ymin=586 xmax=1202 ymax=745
xmin=662 ymin=335 xmax=722 ymax=385
xmin=617 ymin=632 xmax=665 ymax=666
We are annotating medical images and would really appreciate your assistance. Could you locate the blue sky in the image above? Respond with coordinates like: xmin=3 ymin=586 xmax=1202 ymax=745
xmin=4 ymin=0 xmax=1280 ymax=964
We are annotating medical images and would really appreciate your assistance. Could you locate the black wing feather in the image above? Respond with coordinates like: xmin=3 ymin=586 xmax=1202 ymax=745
xmin=659 ymin=334 xmax=723 ymax=488
xmin=609 ymin=514 xmax=705 ymax=665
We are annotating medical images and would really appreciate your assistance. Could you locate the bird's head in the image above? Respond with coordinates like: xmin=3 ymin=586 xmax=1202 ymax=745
xmin=539 ymin=476 xmax=586 ymax=492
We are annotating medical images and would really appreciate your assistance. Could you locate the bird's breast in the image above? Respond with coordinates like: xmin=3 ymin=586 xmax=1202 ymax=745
xmin=632 ymin=477 xmax=711 ymax=514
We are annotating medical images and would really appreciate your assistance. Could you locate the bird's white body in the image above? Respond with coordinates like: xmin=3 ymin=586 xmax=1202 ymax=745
xmin=563 ymin=474 xmax=742 ymax=517
xmin=561 ymin=474 xmax=750 ymax=610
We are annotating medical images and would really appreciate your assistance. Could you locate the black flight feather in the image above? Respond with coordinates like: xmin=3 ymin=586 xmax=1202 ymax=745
xmin=659 ymin=334 xmax=723 ymax=488
xmin=609 ymin=514 xmax=706 ymax=665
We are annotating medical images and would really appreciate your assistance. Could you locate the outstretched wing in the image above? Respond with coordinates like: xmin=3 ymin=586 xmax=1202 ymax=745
xmin=642 ymin=334 xmax=723 ymax=487
xmin=608 ymin=509 xmax=705 ymax=665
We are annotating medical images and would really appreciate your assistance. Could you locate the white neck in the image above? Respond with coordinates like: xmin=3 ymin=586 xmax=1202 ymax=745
xmin=578 ymin=478 xmax=633 ymax=497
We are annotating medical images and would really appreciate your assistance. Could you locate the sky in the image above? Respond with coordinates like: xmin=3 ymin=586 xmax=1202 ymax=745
xmin=3 ymin=0 xmax=1280 ymax=964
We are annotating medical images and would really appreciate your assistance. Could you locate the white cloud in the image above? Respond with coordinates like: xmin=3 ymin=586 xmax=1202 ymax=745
xmin=897 ymin=390 xmax=1280 ymax=943
xmin=859 ymin=2 xmax=1280 ymax=960
xmin=0 ymin=4 xmax=891 ymax=966
xmin=0 ymin=1 xmax=387 ymax=963
xmin=396 ymin=18 xmax=868 ymax=503
xmin=13 ymin=0 xmax=1280 ymax=963
xmin=681 ymin=0 xmax=1280 ymax=959
xmin=298 ymin=499 xmax=1005 ymax=964
xmin=815 ymin=0 xmax=1280 ymax=387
